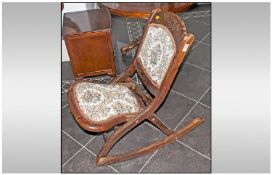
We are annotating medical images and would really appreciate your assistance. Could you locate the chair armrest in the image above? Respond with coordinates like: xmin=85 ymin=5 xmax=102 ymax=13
xmin=120 ymin=39 xmax=140 ymax=56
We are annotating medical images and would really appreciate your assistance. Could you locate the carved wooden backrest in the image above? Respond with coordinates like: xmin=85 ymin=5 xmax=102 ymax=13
xmin=134 ymin=11 xmax=188 ymax=96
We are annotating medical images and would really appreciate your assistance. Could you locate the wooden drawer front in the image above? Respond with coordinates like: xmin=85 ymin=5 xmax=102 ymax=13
xmin=65 ymin=31 xmax=115 ymax=78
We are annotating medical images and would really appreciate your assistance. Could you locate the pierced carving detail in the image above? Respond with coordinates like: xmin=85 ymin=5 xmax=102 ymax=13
xmin=163 ymin=12 xmax=186 ymax=32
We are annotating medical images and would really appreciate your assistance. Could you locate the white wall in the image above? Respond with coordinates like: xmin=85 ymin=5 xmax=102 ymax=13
xmin=62 ymin=3 xmax=87 ymax=14
xmin=62 ymin=3 xmax=87 ymax=62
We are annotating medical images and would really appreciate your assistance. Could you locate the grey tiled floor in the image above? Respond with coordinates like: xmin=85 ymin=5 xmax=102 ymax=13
xmin=62 ymin=4 xmax=211 ymax=173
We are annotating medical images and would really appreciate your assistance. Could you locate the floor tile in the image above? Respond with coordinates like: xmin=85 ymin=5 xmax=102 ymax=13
xmin=86 ymin=123 xmax=165 ymax=173
xmin=172 ymin=64 xmax=210 ymax=100
xmin=193 ymin=16 xmax=211 ymax=26
xmin=140 ymin=141 xmax=210 ymax=173
xmin=184 ymin=19 xmax=210 ymax=41
xmin=181 ymin=4 xmax=210 ymax=16
xmin=62 ymin=132 xmax=82 ymax=165
xmin=62 ymin=80 xmax=74 ymax=93
xmin=62 ymin=148 xmax=115 ymax=173
xmin=62 ymin=61 xmax=74 ymax=80
xmin=61 ymin=92 xmax=67 ymax=108
xmin=155 ymin=91 xmax=196 ymax=130
xmin=200 ymin=89 xmax=211 ymax=107
xmin=191 ymin=4 xmax=211 ymax=12
xmin=186 ymin=43 xmax=211 ymax=70
xmin=96 ymin=75 xmax=113 ymax=83
xmin=202 ymin=33 xmax=211 ymax=44
xmin=185 ymin=40 xmax=199 ymax=55
xmin=62 ymin=107 xmax=96 ymax=145
xmin=176 ymin=103 xmax=211 ymax=158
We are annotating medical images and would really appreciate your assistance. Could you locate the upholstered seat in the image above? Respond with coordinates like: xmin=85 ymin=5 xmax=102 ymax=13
xmin=74 ymin=82 xmax=142 ymax=122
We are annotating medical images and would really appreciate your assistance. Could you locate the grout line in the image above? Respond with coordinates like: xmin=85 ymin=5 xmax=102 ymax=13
xmin=189 ymin=18 xmax=210 ymax=26
xmin=62 ymin=130 xmax=83 ymax=144
xmin=62 ymin=104 xmax=69 ymax=110
xmin=173 ymin=87 xmax=210 ymax=131
xmin=84 ymin=147 xmax=120 ymax=173
xmin=198 ymin=102 xmax=210 ymax=109
xmin=108 ymin=165 xmax=120 ymax=173
xmin=145 ymin=121 xmax=160 ymax=132
xmin=84 ymin=136 xmax=97 ymax=147
xmin=171 ymin=89 xmax=210 ymax=108
xmin=185 ymin=62 xmax=211 ymax=72
xmin=61 ymin=87 xmax=66 ymax=92
xmin=170 ymin=90 xmax=209 ymax=109
xmin=171 ymin=89 xmax=198 ymax=103
xmin=145 ymin=118 xmax=211 ymax=161
xmin=174 ymin=87 xmax=210 ymax=131
xmin=84 ymin=147 xmax=97 ymax=157
xmin=62 ymin=130 xmax=96 ymax=148
xmin=144 ymin=116 xmax=211 ymax=165
xmin=182 ymin=10 xmax=211 ymax=16
xmin=198 ymin=101 xmax=211 ymax=109
xmin=61 ymin=130 xmax=97 ymax=167
xmin=191 ymin=32 xmax=211 ymax=50
xmin=138 ymin=150 xmax=158 ymax=173
xmin=176 ymin=140 xmax=211 ymax=160
xmin=63 ymin=132 xmax=119 ymax=173
xmin=61 ymin=80 xmax=74 ymax=84
xmin=183 ymin=16 xmax=190 ymax=20
xmin=194 ymin=39 xmax=210 ymax=46
xmin=62 ymin=147 xmax=85 ymax=167
xmin=181 ymin=10 xmax=211 ymax=20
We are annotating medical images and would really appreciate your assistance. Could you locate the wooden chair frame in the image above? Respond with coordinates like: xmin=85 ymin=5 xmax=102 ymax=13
xmin=67 ymin=8 xmax=205 ymax=166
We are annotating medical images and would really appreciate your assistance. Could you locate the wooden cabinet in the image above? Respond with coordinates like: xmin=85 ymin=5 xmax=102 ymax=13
xmin=63 ymin=8 xmax=116 ymax=79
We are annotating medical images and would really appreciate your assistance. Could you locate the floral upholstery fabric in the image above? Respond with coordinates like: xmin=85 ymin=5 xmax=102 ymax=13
xmin=138 ymin=25 xmax=176 ymax=86
xmin=74 ymin=82 xmax=141 ymax=122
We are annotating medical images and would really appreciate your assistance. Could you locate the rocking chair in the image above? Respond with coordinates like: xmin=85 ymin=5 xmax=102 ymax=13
xmin=67 ymin=8 xmax=204 ymax=166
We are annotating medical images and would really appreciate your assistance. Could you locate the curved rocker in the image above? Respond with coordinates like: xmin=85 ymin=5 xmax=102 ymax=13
xmin=97 ymin=117 xmax=204 ymax=166
xmin=68 ymin=8 xmax=205 ymax=166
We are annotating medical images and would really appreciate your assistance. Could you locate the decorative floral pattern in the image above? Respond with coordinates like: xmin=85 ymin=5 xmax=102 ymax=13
xmin=138 ymin=25 xmax=175 ymax=86
xmin=74 ymin=82 xmax=141 ymax=122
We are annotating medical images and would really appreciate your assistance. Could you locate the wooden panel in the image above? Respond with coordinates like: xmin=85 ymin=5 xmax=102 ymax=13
xmin=100 ymin=3 xmax=196 ymax=18
xmin=63 ymin=8 xmax=116 ymax=79
xmin=64 ymin=31 xmax=115 ymax=78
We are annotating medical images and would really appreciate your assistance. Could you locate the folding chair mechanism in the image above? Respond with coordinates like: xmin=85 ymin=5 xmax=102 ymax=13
xmin=67 ymin=8 xmax=205 ymax=166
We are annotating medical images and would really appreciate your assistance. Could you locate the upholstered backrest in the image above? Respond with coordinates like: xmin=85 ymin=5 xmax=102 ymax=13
xmin=137 ymin=24 xmax=176 ymax=86
xmin=134 ymin=11 xmax=188 ymax=95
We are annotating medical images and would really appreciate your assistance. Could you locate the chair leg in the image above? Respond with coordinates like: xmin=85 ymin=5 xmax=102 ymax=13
xmin=96 ymin=117 xmax=204 ymax=166
xmin=147 ymin=114 xmax=174 ymax=136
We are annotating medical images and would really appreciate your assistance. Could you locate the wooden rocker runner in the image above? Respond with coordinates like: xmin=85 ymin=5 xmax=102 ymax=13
xmin=68 ymin=8 xmax=205 ymax=166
